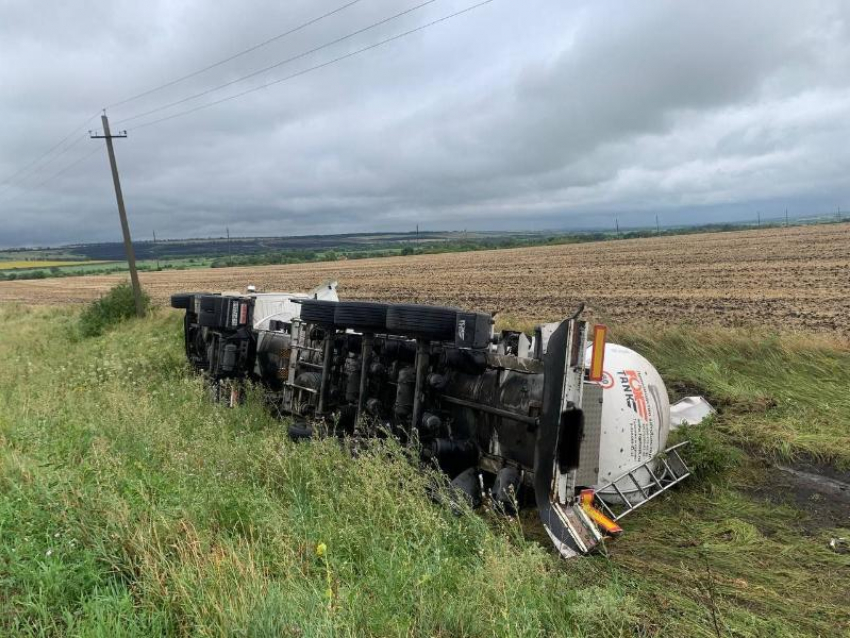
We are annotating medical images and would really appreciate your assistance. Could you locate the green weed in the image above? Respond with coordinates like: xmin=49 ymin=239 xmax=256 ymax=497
xmin=77 ymin=282 xmax=151 ymax=338
xmin=0 ymin=308 xmax=847 ymax=636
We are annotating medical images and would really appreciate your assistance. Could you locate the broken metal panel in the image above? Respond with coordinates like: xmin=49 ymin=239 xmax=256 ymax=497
xmin=517 ymin=333 xmax=531 ymax=359
xmin=533 ymin=321 xmax=560 ymax=358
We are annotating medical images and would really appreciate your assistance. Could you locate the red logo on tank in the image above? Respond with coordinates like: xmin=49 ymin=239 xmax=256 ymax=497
xmin=618 ymin=370 xmax=649 ymax=421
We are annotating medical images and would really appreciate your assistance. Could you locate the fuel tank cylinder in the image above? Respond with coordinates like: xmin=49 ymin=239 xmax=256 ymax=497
xmin=588 ymin=343 xmax=671 ymax=496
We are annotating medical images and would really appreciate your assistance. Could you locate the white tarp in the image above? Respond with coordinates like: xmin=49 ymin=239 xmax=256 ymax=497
xmin=669 ymin=396 xmax=716 ymax=429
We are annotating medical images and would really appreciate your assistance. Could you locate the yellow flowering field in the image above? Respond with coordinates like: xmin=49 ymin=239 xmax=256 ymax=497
xmin=0 ymin=260 xmax=107 ymax=270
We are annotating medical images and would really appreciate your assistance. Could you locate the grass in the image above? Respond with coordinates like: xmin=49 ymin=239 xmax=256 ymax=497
xmin=613 ymin=326 xmax=850 ymax=468
xmin=0 ymin=306 xmax=847 ymax=636
xmin=610 ymin=461 xmax=850 ymax=637
xmin=77 ymin=282 xmax=151 ymax=338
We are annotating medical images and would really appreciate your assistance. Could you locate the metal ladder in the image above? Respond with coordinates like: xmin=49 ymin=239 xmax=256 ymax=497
xmin=593 ymin=441 xmax=691 ymax=521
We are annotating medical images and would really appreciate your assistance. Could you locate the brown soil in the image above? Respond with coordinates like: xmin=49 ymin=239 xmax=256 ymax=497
xmin=2 ymin=223 xmax=848 ymax=334
xmin=748 ymin=463 xmax=850 ymax=533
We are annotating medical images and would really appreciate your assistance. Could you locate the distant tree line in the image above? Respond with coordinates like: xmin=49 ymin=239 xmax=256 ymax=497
xmin=2 ymin=217 xmax=846 ymax=280
xmin=0 ymin=261 xmax=194 ymax=281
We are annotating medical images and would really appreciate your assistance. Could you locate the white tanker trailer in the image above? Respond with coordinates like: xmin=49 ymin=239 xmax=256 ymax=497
xmin=171 ymin=283 xmax=690 ymax=558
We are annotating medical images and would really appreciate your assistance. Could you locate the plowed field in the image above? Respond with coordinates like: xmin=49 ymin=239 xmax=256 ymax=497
xmin=2 ymin=224 xmax=848 ymax=334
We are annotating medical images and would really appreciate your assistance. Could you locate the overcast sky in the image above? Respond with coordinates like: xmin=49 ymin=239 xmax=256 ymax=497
xmin=1 ymin=0 xmax=849 ymax=247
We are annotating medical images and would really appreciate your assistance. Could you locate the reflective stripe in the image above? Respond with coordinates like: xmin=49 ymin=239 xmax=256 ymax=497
xmin=588 ymin=324 xmax=607 ymax=382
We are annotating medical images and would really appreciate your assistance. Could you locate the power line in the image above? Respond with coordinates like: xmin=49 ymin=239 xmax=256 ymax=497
xmin=115 ymin=0 xmax=440 ymax=126
xmin=0 ymin=146 xmax=101 ymax=206
xmin=129 ymin=0 xmax=494 ymax=132
xmin=106 ymin=0 xmax=364 ymax=111
xmin=22 ymin=146 xmax=100 ymax=193
xmin=0 ymin=2 xmax=365 ymax=193
xmin=10 ymin=133 xmax=89 ymax=188
xmin=0 ymin=113 xmax=99 ymax=191
xmin=1 ymin=0 xmax=495 ymax=209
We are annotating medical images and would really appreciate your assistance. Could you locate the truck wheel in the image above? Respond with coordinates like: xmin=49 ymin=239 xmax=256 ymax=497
xmin=450 ymin=467 xmax=482 ymax=508
xmin=334 ymin=301 xmax=390 ymax=332
xmin=171 ymin=292 xmax=204 ymax=309
xmin=300 ymin=299 xmax=337 ymax=325
xmin=386 ymin=303 xmax=459 ymax=341
xmin=288 ymin=423 xmax=314 ymax=441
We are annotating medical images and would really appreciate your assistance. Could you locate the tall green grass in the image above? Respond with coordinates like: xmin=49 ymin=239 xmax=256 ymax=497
xmin=614 ymin=326 xmax=850 ymax=467
xmin=0 ymin=307 xmax=635 ymax=637
xmin=0 ymin=306 xmax=847 ymax=636
xmin=612 ymin=462 xmax=850 ymax=638
xmin=77 ymin=282 xmax=151 ymax=338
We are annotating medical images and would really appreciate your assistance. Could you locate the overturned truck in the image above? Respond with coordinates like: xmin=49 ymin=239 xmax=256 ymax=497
xmin=171 ymin=282 xmax=690 ymax=557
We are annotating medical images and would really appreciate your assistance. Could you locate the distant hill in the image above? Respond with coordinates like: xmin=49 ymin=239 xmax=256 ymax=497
xmin=44 ymin=230 xmax=543 ymax=261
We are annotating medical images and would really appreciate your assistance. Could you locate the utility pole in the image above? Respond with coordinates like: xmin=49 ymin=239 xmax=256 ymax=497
xmin=152 ymin=230 xmax=160 ymax=270
xmin=615 ymin=217 xmax=620 ymax=239
xmin=91 ymin=112 xmax=144 ymax=317
xmin=226 ymin=226 xmax=233 ymax=266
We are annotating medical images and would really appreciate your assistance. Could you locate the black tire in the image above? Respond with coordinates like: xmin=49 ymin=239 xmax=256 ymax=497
xmin=288 ymin=423 xmax=314 ymax=441
xmin=492 ymin=466 xmax=521 ymax=510
xmin=334 ymin=301 xmax=390 ymax=332
xmin=300 ymin=299 xmax=337 ymax=325
xmin=386 ymin=303 xmax=460 ymax=341
xmin=450 ymin=467 xmax=482 ymax=509
xmin=171 ymin=292 xmax=205 ymax=310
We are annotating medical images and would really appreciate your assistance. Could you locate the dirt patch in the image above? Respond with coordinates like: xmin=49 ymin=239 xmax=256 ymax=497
xmin=745 ymin=462 xmax=850 ymax=534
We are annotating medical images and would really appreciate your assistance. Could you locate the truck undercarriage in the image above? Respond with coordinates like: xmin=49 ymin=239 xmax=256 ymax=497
xmin=171 ymin=282 xmax=690 ymax=557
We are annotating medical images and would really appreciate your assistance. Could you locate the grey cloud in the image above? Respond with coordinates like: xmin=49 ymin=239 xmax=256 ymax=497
xmin=1 ymin=0 xmax=849 ymax=247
